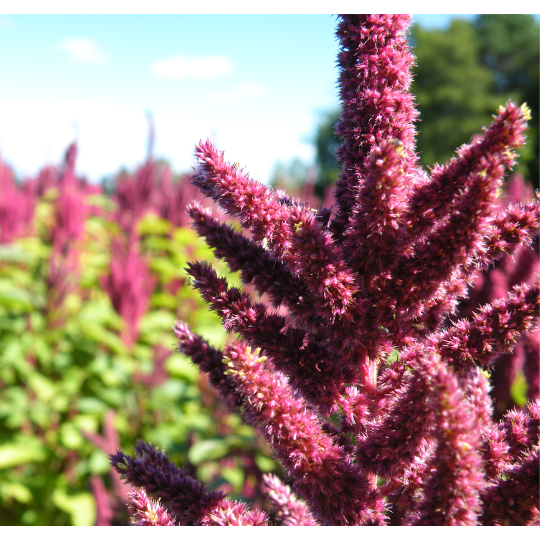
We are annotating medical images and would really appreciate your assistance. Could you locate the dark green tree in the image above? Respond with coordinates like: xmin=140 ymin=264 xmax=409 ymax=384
xmin=409 ymin=19 xmax=502 ymax=170
xmin=474 ymin=14 xmax=539 ymax=189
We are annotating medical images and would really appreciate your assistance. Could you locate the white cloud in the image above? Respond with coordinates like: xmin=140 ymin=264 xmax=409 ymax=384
xmin=57 ymin=38 xmax=108 ymax=64
xmin=206 ymin=81 xmax=265 ymax=103
xmin=236 ymin=81 xmax=265 ymax=96
xmin=152 ymin=55 xmax=231 ymax=80
xmin=0 ymin=96 xmax=147 ymax=181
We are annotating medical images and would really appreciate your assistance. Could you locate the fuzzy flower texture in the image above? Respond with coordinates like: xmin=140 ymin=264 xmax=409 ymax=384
xmin=111 ymin=15 xmax=540 ymax=526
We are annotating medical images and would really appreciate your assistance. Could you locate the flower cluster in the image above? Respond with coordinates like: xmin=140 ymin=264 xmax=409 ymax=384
xmin=111 ymin=14 xmax=539 ymax=526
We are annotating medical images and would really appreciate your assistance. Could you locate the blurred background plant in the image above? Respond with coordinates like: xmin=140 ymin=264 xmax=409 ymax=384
xmin=0 ymin=143 xmax=279 ymax=525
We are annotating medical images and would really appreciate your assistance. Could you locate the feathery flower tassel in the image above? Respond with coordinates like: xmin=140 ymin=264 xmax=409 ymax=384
xmin=262 ymin=474 xmax=317 ymax=526
xmin=185 ymin=261 xmax=351 ymax=411
xmin=173 ymin=321 xmax=243 ymax=411
xmin=462 ymin=368 xmax=494 ymax=428
xmin=389 ymin=143 xmax=522 ymax=322
xmin=110 ymin=441 xmax=267 ymax=525
xmin=407 ymin=102 xmax=529 ymax=240
xmin=480 ymin=400 xmax=540 ymax=480
xmin=222 ymin=340 xmax=387 ymax=525
xmin=342 ymin=140 xmax=409 ymax=281
xmin=408 ymin=355 xmax=485 ymax=526
xmin=480 ymin=446 xmax=540 ymax=526
xmin=331 ymin=14 xmax=418 ymax=240
xmin=194 ymin=141 xmax=359 ymax=322
xmin=428 ymin=280 xmax=539 ymax=373
xmin=480 ymin=200 xmax=540 ymax=268
xmin=127 ymin=488 xmax=175 ymax=526
xmin=187 ymin=203 xmax=317 ymax=320
xmin=356 ymin=349 xmax=441 ymax=479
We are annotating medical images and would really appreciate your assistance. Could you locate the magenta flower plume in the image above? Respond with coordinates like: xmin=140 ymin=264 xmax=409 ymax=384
xmin=194 ymin=141 xmax=358 ymax=322
xmin=480 ymin=400 xmax=540 ymax=480
xmin=429 ymin=280 xmax=539 ymax=373
xmin=342 ymin=140 xmax=409 ymax=281
xmin=101 ymin=235 xmax=156 ymax=348
xmin=187 ymin=202 xmax=316 ymax=320
xmin=262 ymin=474 xmax=316 ymax=526
xmin=407 ymin=102 xmax=529 ymax=240
xmin=409 ymin=356 xmax=485 ymax=526
xmin=111 ymin=13 xmax=540 ymax=526
xmin=184 ymin=261 xmax=352 ymax=411
xmin=221 ymin=340 xmax=386 ymax=526
xmin=331 ymin=14 xmax=418 ymax=239
xmin=0 ymin=156 xmax=36 ymax=243
xmin=480 ymin=446 xmax=540 ymax=526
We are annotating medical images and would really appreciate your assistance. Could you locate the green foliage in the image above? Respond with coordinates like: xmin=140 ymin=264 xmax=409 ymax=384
xmin=0 ymin=189 xmax=276 ymax=525
xmin=410 ymin=19 xmax=502 ymax=169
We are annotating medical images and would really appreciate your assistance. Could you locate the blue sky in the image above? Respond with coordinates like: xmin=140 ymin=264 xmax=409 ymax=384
xmin=0 ymin=12 xmax=537 ymax=184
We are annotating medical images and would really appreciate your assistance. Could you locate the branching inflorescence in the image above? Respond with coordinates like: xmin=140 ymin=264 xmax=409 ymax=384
xmin=110 ymin=14 xmax=540 ymax=526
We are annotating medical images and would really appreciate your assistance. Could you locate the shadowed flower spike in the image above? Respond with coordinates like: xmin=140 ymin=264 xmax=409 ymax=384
xmin=110 ymin=13 xmax=539 ymax=526
xmin=184 ymin=261 xmax=351 ymax=410
xmin=173 ymin=320 xmax=243 ymax=410
xmin=110 ymin=441 xmax=267 ymax=526
xmin=194 ymin=141 xmax=359 ymax=322
xmin=480 ymin=446 xmax=540 ymax=526
xmin=187 ymin=202 xmax=316 ymax=319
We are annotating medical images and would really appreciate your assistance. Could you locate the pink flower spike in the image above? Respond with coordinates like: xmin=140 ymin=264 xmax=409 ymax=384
xmin=222 ymin=340 xmax=386 ymax=525
xmin=411 ymin=355 xmax=485 ymax=526
xmin=262 ymin=474 xmax=317 ymax=526
xmin=331 ymin=14 xmax=418 ymax=239
xmin=127 ymin=488 xmax=175 ymax=526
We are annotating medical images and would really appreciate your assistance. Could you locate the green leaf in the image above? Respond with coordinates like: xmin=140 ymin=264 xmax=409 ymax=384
xmin=27 ymin=372 xmax=56 ymax=402
xmin=52 ymin=487 xmax=96 ymax=526
xmin=59 ymin=423 xmax=85 ymax=450
xmin=221 ymin=467 xmax=245 ymax=491
xmin=188 ymin=439 xmax=230 ymax=465
xmin=137 ymin=213 xmax=171 ymax=236
xmin=510 ymin=369 xmax=528 ymax=407
xmin=138 ymin=310 xmax=176 ymax=337
xmin=0 ymin=436 xmax=47 ymax=469
xmin=78 ymin=321 xmax=126 ymax=355
xmin=165 ymin=353 xmax=199 ymax=383
xmin=0 ymin=281 xmax=35 ymax=311
xmin=255 ymin=453 xmax=277 ymax=472
xmin=88 ymin=450 xmax=111 ymax=475
xmin=0 ymin=244 xmax=36 ymax=263
xmin=0 ymin=482 xmax=33 ymax=504
xmin=76 ymin=397 xmax=108 ymax=414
